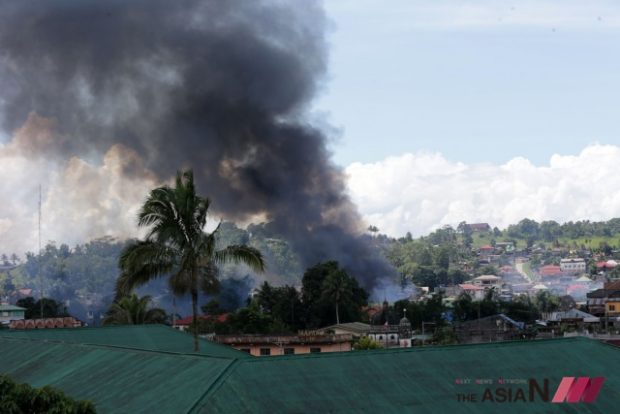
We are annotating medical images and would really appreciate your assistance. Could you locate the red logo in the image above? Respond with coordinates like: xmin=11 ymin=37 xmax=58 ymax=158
xmin=551 ymin=377 xmax=605 ymax=403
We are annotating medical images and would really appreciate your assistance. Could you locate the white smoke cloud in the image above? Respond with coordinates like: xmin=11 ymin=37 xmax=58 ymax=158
xmin=0 ymin=114 xmax=160 ymax=255
xmin=346 ymin=144 xmax=620 ymax=237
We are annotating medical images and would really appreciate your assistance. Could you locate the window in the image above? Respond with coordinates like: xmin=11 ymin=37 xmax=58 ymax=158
xmin=610 ymin=305 xmax=616 ymax=311
xmin=1 ymin=312 xmax=8 ymax=317
xmin=240 ymin=348 xmax=251 ymax=354
xmin=260 ymin=348 xmax=271 ymax=356
xmin=284 ymin=348 xmax=295 ymax=355
xmin=310 ymin=347 xmax=321 ymax=353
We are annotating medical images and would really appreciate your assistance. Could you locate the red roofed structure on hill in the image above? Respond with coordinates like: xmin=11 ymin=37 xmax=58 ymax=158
xmin=540 ymin=265 xmax=562 ymax=277
xmin=467 ymin=223 xmax=491 ymax=232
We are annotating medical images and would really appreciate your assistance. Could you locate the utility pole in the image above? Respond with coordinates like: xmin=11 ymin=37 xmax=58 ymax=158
xmin=39 ymin=185 xmax=43 ymax=319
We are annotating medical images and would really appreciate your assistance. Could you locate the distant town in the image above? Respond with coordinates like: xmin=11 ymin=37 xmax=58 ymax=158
xmin=2 ymin=217 xmax=620 ymax=357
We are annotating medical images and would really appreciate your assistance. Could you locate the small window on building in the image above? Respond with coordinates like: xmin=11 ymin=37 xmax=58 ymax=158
xmin=240 ymin=348 xmax=251 ymax=354
xmin=310 ymin=347 xmax=321 ymax=353
xmin=390 ymin=335 xmax=395 ymax=340
xmin=610 ymin=305 xmax=616 ymax=311
xmin=2 ymin=312 xmax=8 ymax=317
xmin=378 ymin=335 xmax=383 ymax=340
xmin=284 ymin=348 xmax=295 ymax=355
xmin=260 ymin=348 xmax=271 ymax=356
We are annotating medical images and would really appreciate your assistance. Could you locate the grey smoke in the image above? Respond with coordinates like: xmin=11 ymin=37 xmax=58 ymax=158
xmin=0 ymin=0 xmax=396 ymax=290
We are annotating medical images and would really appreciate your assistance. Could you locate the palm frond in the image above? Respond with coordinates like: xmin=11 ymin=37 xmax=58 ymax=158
xmin=116 ymin=241 xmax=176 ymax=296
xmin=214 ymin=245 xmax=265 ymax=272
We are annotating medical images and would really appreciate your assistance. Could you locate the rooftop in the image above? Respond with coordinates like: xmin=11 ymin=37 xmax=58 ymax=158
xmin=320 ymin=321 xmax=371 ymax=334
xmin=0 ymin=326 xmax=618 ymax=413
xmin=0 ymin=304 xmax=26 ymax=311
xmin=0 ymin=324 xmax=249 ymax=359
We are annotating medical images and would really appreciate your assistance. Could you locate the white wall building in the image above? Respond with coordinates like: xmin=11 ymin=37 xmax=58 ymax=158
xmin=560 ymin=258 xmax=586 ymax=274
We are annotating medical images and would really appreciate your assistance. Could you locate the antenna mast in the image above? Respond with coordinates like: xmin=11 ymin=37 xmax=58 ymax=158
xmin=39 ymin=184 xmax=43 ymax=318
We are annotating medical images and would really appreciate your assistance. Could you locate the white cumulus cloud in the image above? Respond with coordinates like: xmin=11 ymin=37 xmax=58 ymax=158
xmin=345 ymin=144 xmax=620 ymax=237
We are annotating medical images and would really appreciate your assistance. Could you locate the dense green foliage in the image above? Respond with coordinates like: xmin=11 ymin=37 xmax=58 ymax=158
xmin=354 ymin=336 xmax=382 ymax=350
xmin=3 ymin=215 xmax=620 ymax=330
xmin=0 ymin=226 xmax=302 ymax=323
xmin=300 ymin=261 xmax=369 ymax=329
xmin=192 ymin=261 xmax=369 ymax=334
xmin=0 ymin=374 xmax=96 ymax=413
xmin=15 ymin=297 xmax=68 ymax=319
xmin=102 ymin=294 xmax=167 ymax=325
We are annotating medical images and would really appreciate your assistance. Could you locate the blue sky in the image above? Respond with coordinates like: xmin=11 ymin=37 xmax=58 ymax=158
xmin=319 ymin=0 xmax=620 ymax=167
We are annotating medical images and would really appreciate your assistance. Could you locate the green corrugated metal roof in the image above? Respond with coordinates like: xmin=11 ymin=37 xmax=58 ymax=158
xmin=0 ymin=336 xmax=232 ymax=413
xmin=0 ymin=327 xmax=618 ymax=413
xmin=196 ymin=337 xmax=620 ymax=414
xmin=0 ymin=304 xmax=26 ymax=311
xmin=0 ymin=324 xmax=250 ymax=359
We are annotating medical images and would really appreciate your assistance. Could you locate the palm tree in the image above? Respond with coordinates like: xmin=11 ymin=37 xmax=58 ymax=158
xmin=322 ymin=269 xmax=352 ymax=325
xmin=116 ymin=170 xmax=265 ymax=351
xmin=102 ymin=294 xmax=167 ymax=325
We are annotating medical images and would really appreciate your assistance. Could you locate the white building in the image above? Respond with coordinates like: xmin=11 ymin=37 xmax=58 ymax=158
xmin=560 ymin=258 xmax=586 ymax=274
xmin=472 ymin=275 xmax=502 ymax=289
xmin=0 ymin=304 xmax=26 ymax=326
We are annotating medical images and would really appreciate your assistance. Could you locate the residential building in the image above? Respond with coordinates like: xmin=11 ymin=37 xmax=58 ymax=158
xmin=466 ymin=223 xmax=491 ymax=232
xmin=472 ymin=275 xmax=502 ymax=289
xmin=213 ymin=333 xmax=353 ymax=356
xmin=560 ymin=258 xmax=586 ymax=274
xmin=539 ymin=265 xmax=562 ymax=278
xmin=0 ymin=303 xmax=25 ymax=325
xmin=606 ymin=300 xmax=620 ymax=317
xmin=457 ymin=283 xmax=485 ymax=300
xmin=454 ymin=314 xmax=526 ymax=343
xmin=587 ymin=280 xmax=620 ymax=316
xmin=317 ymin=322 xmax=370 ymax=337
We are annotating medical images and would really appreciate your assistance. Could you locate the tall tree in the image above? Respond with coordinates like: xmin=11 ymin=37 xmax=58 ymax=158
xmin=322 ymin=270 xmax=352 ymax=325
xmin=116 ymin=170 xmax=265 ymax=351
xmin=301 ymin=261 xmax=367 ymax=328
xmin=102 ymin=294 xmax=167 ymax=325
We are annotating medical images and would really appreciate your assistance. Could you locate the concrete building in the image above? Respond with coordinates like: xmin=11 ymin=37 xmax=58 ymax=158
xmin=213 ymin=333 xmax=353 ymax=356
xmin=455 ymin=314 xmax=525 ymax=343
xmin=317 ymin=322 xmax=370 ymax=337
xmin=0 ymin=303 xmax=25 ymax=326
xmin=472 ymin=275 xmax=502 ymax=289
xmin=587 ymin=280 xmax=620 ymax=316
xmin=560 ymin=258 xmax=586 ymax=274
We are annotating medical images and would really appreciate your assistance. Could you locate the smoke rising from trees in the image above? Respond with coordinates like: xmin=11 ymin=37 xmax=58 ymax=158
xmin=0 ymin=0 xmax=395 ymax=290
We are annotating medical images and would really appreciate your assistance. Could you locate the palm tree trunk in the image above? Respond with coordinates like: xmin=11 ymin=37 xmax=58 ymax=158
xmin=336 ymin=302 xmax=340 ymax=325
xmin=191 ymin=288 xmax=199 ymax=352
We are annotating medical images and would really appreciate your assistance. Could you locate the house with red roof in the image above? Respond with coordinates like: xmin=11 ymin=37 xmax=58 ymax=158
xmin=466 ymin=223 xmax=491 ymax=232
xmin=539 ymin=265 xmax=562 ymax=278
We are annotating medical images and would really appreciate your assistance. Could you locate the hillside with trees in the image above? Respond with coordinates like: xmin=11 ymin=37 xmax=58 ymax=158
xmin=3 ymin=216 xmax=620 ymax=324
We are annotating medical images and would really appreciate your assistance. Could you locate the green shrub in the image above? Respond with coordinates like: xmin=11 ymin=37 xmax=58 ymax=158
xmin=0 ymin=374 xmax=96 ymax=413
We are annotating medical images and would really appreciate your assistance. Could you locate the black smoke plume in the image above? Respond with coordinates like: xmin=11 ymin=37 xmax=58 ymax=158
xmin=0 ymin=0 xmax=395 ymax=290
